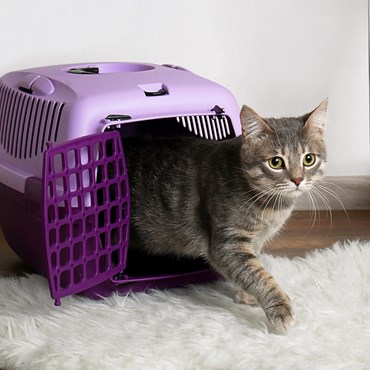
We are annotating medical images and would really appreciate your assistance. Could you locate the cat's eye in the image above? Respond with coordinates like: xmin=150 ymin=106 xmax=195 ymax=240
xmin=303 ymin=153 xmax=316 ymax=167
xmin=268 ymin=157 xmax=285 ymax=170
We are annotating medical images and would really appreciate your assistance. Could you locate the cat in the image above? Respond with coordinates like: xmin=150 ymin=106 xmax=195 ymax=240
xmin=121 ymin=99 xmax=328 ymax=332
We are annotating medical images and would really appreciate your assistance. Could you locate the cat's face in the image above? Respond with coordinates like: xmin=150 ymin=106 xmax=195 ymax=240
xmin=240 ymin=100 xmax=327 ymax=200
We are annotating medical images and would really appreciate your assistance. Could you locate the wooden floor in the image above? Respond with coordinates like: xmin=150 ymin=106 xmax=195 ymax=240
xmin=265 ymin=210 xmax=370 ymax=257
xmin=0 ymin=210 xmax=370 ymax=277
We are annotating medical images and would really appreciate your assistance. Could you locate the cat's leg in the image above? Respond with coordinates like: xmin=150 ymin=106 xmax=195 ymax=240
xmin=210 ymin=237 xmax=294 ymax=332
xmin=234 ymin=288 xmax=259 ymax=307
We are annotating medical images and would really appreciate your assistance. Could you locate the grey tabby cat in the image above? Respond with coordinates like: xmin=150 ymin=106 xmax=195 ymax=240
xmin=123 ymin=99 xmax=328 ymax=332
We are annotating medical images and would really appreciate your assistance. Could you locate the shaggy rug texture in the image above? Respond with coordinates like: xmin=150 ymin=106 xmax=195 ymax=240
xmin=1 ymin=241 xmax=370 ymax=370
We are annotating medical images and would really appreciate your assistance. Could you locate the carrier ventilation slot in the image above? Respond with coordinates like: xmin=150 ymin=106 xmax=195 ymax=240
xmin=176 ymin=115 xmax=232 ymax=140
xmin=0 ymin=81 xmax=65 ymax=159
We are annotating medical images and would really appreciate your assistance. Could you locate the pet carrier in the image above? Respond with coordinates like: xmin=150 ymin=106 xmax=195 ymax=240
xmin=0 ymin=62 xmax=241 ymax=305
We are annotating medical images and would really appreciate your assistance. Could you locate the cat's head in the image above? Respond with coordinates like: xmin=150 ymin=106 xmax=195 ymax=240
xmin=240 ymin=100 xmax=327 ymax=200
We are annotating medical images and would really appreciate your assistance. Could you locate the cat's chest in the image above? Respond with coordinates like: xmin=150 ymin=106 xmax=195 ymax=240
xmin=253 ymin=208 xmax=293 ymax=253
xmin=260 ymin=207 xmax=292 ymax=224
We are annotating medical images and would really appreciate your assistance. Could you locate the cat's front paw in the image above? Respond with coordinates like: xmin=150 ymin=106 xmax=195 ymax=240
xmin=265 ymin=296 xmax=295 ymax=332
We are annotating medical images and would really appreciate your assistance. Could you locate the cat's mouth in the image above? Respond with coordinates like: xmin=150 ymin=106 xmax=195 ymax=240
xmin=283 ymin=184 xmax=309 ymax=198
xmin=288 ymin=188 xmax=304 ymax=197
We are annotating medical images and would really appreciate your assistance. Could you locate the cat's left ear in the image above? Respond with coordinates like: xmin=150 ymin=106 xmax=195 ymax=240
xmin=303 ymin=98 xmax=328 ymax=134
xmin=240 ymin=105 xmax=272 ymax=141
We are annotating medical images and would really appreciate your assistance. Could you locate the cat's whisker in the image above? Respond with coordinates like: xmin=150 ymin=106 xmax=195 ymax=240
xmin=319 ymin=180 xmax=350 ymax=199
xmin=275 ymin=190 xmax=285 ymax=215
xmin=239 ymin=190 xmax=266 ymax=212
xmin=244 ymin=192 xmax=274 ymax=216
xmin=276 ymin=189 xmax=285 ymax=212
xmin=309 ymin=186 xmax=333 ymax=233
xmin=305 ymin=189 xmax=319 ymax=234
xmin=243 ymin=187 xmax=273 ymax=216
xmin=241 ymin=188 xmax=277 ymax=214
xmin=279 ymin=190 xmax=285 ymax=213
xmin=260 ymin=189 xmax=280 ymax=219
xmin=306 ymin=181 xmax=321 ymax=225
xmin=311 ymin=186 xmax=332 ymax=214
xmin=271 ymin=189 xmax=281 ymax=214
xmin=314 ymin=184 xmax=349 ymax=221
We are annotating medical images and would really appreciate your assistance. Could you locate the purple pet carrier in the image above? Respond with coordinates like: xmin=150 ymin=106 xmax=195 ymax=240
xmin=0 ymin=62 xmax=241 ymax=305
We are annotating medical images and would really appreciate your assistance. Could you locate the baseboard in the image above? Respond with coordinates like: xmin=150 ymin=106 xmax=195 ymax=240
xmin=294 ymin=176 xmax=370 ymax=211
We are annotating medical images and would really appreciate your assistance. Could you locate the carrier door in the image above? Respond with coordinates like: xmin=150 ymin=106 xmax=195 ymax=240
xmin=42 ymin=131 xmax=130 ymax=305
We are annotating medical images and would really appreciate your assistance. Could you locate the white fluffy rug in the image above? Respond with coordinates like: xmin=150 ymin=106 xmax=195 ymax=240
xmin=1 ymin=241 xmax=370 ymax=370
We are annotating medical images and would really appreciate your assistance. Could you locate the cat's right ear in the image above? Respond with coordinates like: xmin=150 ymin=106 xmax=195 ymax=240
xmin=240 ymin=105 xmax=272 ymax=141
xmin=303 ymin=98 xmax=328 ymax=134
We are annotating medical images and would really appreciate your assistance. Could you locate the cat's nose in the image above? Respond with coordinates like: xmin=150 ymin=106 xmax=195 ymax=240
xmin=290 ymin=177 xmax=304 ymax=187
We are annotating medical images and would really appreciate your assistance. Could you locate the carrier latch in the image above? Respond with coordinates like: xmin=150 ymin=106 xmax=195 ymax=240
xmin=211 ymin=105 xmax=225 ymax=115
xmin=105 ymin=114 xmax=132 ymax=122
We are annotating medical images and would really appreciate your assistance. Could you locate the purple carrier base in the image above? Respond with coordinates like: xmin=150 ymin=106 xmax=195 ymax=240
xmin=0 ymin=179 xmax=47 ymax=275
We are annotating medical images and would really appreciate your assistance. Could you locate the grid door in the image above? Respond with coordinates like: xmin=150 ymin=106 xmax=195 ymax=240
xmin=42 ymin=131 xmax=130 ymax=305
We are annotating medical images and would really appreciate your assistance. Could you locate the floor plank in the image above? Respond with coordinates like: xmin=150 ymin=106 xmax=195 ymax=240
xmin=265 ymin=210 xmax=370 ymax=257
xmin=1 ymin=210 xmax=369 ymax=276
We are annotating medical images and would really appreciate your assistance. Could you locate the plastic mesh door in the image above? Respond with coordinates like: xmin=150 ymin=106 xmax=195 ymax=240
xmin=42 ymin=131 xmax=130 ymax=305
